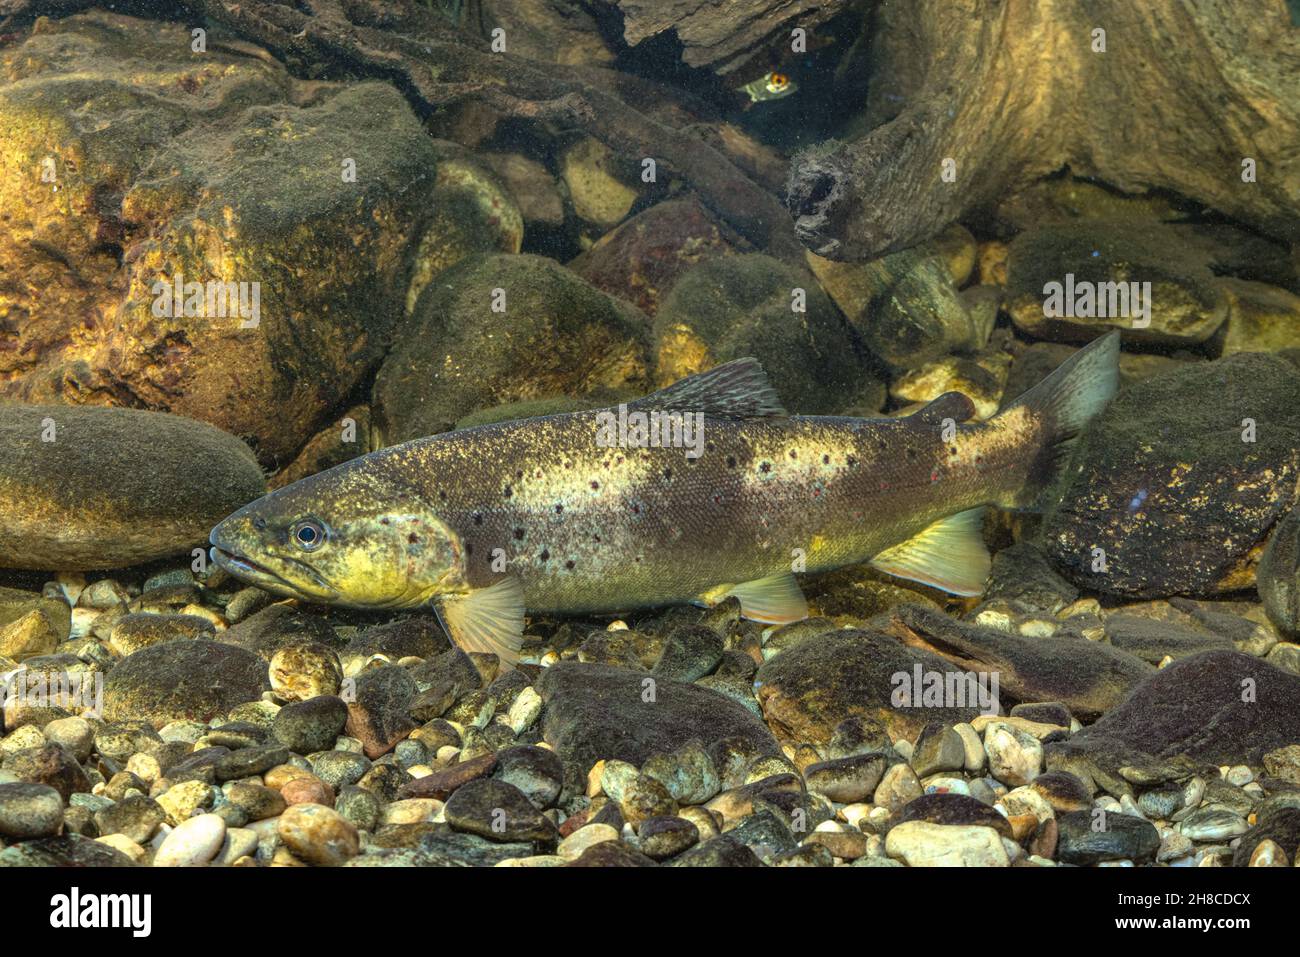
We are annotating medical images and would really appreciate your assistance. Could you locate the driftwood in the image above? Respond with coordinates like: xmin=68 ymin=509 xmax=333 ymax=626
xmin=787 ymin=0 xmax=1300 ymax=261
xmin=0 ymin=0 xmax=804 ymax=259
xmin=594 ymin=0 xmax=849 ymax=74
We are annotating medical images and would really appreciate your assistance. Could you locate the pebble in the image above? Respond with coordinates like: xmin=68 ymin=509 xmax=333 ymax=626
xmin=0 ymin=782 xmax=64 ymax=838
xmin=872 ymin=762 xmax=923 ymax=813
xmin=1178 ymin=807 xmax=1249 ymax=841
xmin=557 ymin=822 xmax=620 ymax=860
xmin=983 ymin=722 xmax=1042 ymax=786
xmin=1056 ymin=810 xmax=1160 ymax=865
xmin=885 ymin=821 xmax=1010 ymax=867
xmin=277 ymin=803 xmax=360 ymax=866
xmin=953 ymin=722 xmax=986 ymax=774
xmin=1247 ymin=838 xmax=1288 ymax=867
xmin=153 ymin=813 xmax=227 ymax=866
xmin=804 ymin=754 xmax=886 ymax=804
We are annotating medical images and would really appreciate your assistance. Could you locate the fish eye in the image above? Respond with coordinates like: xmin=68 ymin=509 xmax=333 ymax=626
xmin=768 ymin=73 xmax=789 ymax=90
xmin=290 ymin=519 xmax=327 ymax=551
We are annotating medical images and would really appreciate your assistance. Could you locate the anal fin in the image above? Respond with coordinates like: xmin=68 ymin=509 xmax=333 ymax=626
xmin=870 ymin=507 xmax=990 ymax=597
xmin=709 ymin=571 xmax=808 ymax=625
xmin=437 ymin=576 xmax=525 ymax=669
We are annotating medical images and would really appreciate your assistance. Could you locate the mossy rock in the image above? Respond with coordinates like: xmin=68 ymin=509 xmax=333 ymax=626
xmin=1043 ymin=353 xmax=1300 ymax=597
xmin=0 ymin=12 xmax=448 ymax=465
xmin=653 ymin=254 xmax=882 ymax=414
xmin=374 ymin=253 xmax=650 ymax=443
xmin=103 ymin=639 xmax=270 ymax=726
xmin=0 ymin=402 xmax=265 ymax=570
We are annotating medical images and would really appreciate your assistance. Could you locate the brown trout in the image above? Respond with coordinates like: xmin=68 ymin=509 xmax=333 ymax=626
xmin=210 ymin=333 xmax=1120 ymax=664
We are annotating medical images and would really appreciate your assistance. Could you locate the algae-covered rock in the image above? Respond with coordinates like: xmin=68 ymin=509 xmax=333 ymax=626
xmin=536 ymin=662 xmax=780 ymax=770
xmin=1005 ymin=221 xmax=1228 ymax=345
xmin=1044 ymin=353 xmax=1300 ymax=597
xmin=753 ymin=627 xmax=990 ymax=743
xmin=270 ymin=406 xmax=372 ymax=489
xmin=805 ymin=226 xmax=985 ymax=372
xmin=404 ymin=141 xmax=524 ymax=316
xmin=1258 ymin=507 xmax=1300 ymax=639
xmin=653 ymin=254 xmax=881 ymax=414
xmin=103 ymin=640 xmax=270 ymax=726
xmin=1213 ymin=278 xmax=1300 ymax=356
xmin=0 ymin=403 xmax=265 ymax=570
xmin=570 ymin=195 xmax=738 ymax=316
xmin=374 ymin=253 xmax=650 ymax=444
xmin=0 ymin=12 xmax=446 ymax=464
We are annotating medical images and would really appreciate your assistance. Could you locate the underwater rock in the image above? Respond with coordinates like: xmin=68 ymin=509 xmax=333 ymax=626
xmin=1258 ymin=508 xmax=1300 ymax=639
xmin=1046 ymin=650 xmax=1300 ymax=778
xmin=559 ymin=136 xmax=639 ymax=231
xmin=536 ymin=661 xmax=781 ymax=770
xmin=805 ymin=229 xmax=985 ymax=371
xmin=1005 ymin=222 xmax=1228 ymax=345
xmin=1232 ymin=799 xmax=1300 ymax=866
xmin=270 ymin=406 xmax=372 ymax=489
xmin=569 ymin=196 xmax=738 ymax=316
xmin=992 ymin=176 xmax=1184 ymax=234
xmin=108 ymin=613 xmax=216 ymax=657
xmin=652 ymin=254 xmax=879 ymax=414
xmin=1056 ymin=810 xmax=1159 ymax=865
xmin=0 ymin=403 xmax=265 ymax=570
xmin=889 ymin=351 xmax=1010 ymax=421
xmin=1043 ymin=353 xmax=1300 ymax=597
xmin=218 ymin=604 xmax=345 ymax=661
xmin=1213 ymin=278 xmax=1300 ymax=357
xmin=0 ymin=834 xmax=138 ymax=867
xmin=0 ymin=12 xmax=446 ymax=464
xmin=404 ymin=141 xmax=524 ymax=316
xmin=880 ymin=604 xmax=1153 ymax=720
xmin=983 ymin=542 xmax=1079 ymax=615
xmin=103 ymin=640 xmax=270 ymax=726
xmin=483 ymin=152 xmax=567 ymax=230
xmin=753 ymin=626 xmax=987 ymax=743
xmin=443 ymin=778 xmax=559 ymax=845
xmin=374 ymin=253 xmax=649 ymax=444
xmin=1101 ymin=613 xmax=1235 ymax=665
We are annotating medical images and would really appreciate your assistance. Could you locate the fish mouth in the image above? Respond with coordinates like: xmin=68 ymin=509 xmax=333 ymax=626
xmin=208 ymin=543 xmax=338 ymax=602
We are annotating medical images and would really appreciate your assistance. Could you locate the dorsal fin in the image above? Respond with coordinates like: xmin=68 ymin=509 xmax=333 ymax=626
xmin=627 ymin=358 xmax=787 ymax=419
xmin=909 ymin=391 xmax=977 ymax=426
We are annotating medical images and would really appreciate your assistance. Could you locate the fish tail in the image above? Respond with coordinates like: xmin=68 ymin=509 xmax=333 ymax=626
xmin=996 ymin=331 xmax=1121 ymax=510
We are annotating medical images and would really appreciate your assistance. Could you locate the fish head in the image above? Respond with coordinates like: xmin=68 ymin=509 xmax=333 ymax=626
xmin=209 ymin=460 xmax=465 ymax=609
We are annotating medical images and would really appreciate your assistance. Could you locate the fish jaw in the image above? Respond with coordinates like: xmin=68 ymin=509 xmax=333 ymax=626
xmin=208 ymin=519 xmax=341 ymax=603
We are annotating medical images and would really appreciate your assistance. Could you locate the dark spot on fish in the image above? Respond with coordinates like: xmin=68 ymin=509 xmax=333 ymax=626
xmin=503 ymin=485 xmax=513 ymax=498
xmin=513 ymin=528 xmax=525 ymax=540
xmin=565 ymin=560 xmax=575 ymax=570
xmin=379 ymin=517 xmax=389 ymax=526
xmin=706 ymin=442 xmax=715 ymax=452
xmin=949 ymin=447 xmax=958 ymax=456
xmin=473 ymin=514 xmax=483 ymax=526
xmin=408 ymin=533 xmax=420 ymax=544
xmin=847 ymin=455 xmax=858 ymax=467
xmin=726 ymin=455 xmax=736 ymax=468
xmin=631 ymin=504 xmax=640 ymax=514
xmin=822 ymin=454 xmax=830 ymax=464
xmin=759 ymin=461 xmax=771 ymax=473
xmin=590 ymin=480 xmax=600 ymax=490
xmin=438 ymin=490 xmax=447 ymax=501
xmin=593 ymin=534 xmax=602 ymax=543
xmin=254 ymin=517 xmax=267 ymax=530
xmin=465 ymin=543 xmax=474 ymax=556
xmin=515 ymin=470 xmax=523 ymax=481
xmin=539 ymin=549 xmax=550 ymax=561
xmin=878 ymin=440 xmax=887 ymax=451
xmin=789 ymin=449 xmax=797 ymax=459
xmin=554 ymin=504 xmax=563 ymax=514
xmin=662 ymin=468 xmax=673 ymax=480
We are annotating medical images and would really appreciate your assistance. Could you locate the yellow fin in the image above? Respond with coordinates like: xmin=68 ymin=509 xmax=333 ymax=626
xmin=439 ymin=577 xmax=525 ymax=668
xmin=870 ymin=508 xmax=990 ymax=597
xmin=717 ymin=571 xmax=808 ymax=624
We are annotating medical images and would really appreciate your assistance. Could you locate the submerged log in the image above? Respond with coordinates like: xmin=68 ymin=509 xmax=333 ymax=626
xmin=787 ymin=0 xmax=1300 ymax=261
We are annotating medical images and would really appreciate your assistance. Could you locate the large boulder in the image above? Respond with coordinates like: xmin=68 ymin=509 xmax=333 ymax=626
xmin=0 ymin=12 xmax=447 ymax=464
xmin=103 ymin=640 xmax=270 ymax=726
xmin=374 ymin=253 xmax=650 ymax=443
xmin=0 ymin=403 xmax=264 ymax=569
xmin=1043 ymin=353 xmax=1300 ymax=597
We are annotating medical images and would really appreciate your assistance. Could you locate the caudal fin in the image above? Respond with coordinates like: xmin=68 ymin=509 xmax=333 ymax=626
xmin=999 ymin=331 xmax=1120 ymax=509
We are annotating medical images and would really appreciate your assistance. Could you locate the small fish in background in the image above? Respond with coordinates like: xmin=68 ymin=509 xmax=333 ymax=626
xmin=739 ymin=70 xmax=798 ymax=103
xmin=210 ymin=334 xmax=1120 ymax=667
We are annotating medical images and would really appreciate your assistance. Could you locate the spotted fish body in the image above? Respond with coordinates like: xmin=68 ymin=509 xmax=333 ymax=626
xmin=210 ymin=334 xmax=1120 ymax=661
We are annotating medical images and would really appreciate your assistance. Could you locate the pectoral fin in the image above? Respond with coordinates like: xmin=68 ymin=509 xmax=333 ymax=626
xmin=706 ymin=571 xmax=808 ymax=624
xmin=438 ymin=576 xmax=525 ymax=668
xmin=870 ymin=508 xmax=990 ymax=596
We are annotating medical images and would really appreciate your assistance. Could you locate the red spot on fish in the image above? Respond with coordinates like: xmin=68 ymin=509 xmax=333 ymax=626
xmin=930 ymin=470 xmax=939 ymax=482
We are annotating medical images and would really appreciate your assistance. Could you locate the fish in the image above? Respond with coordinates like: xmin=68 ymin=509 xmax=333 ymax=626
xmin=209 ymin=333 xmax=1121 ymax=666
xmin=739 ymin=71 xmax=797 ymax=103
